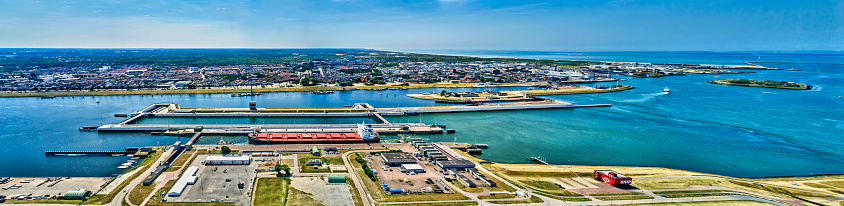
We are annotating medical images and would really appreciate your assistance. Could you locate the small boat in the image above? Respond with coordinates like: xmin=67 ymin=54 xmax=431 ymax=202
xmin=378 ymin=93 xmax=382 ymax=95
xmin=40 ymin=96 xmax=56 ymax=99
xmin=96 ymin=99 xmax=100 ymax=103
xmin=663 ymin=88 xmax=670 ymax=93
xmin=400 ymin=88 xmax=408 ymax=90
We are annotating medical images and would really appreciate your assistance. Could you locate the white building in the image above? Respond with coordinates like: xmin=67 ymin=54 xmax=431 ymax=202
xmin=400 ymin=164 xmax=425 ymax=173
xmin=168 ymin=166 xmax=198 ymax=197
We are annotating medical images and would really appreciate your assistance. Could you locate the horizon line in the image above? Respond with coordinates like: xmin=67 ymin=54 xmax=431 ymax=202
xmin=0 ymin=47 xmax=841 ymax=53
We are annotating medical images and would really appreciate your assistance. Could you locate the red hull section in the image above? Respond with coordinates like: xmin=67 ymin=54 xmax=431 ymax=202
xmin=248 ymin=132 xmax=379 ymax=144
xmin=594 ymin=170 xmax=632 ymax=185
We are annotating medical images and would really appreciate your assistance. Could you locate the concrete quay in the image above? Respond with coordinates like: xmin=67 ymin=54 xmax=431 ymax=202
xmin=96 ymin=101 xmax=609 ymax=134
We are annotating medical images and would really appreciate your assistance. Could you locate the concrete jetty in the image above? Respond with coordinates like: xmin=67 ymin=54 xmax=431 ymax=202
xmin=97 ymin=101 xmax=610 ymax=134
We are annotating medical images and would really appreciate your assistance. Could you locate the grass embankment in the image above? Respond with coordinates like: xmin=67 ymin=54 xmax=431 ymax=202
xmin=652 ymin=190 xmax=729 ymax=195
xmin=299 ymin=154 xmax=344 ymax=173
xmin=634 ymin=177 xmax=832 ymax=202
xmin=589 ymin=192 xmax=646 ymax=196
xmin=593 ymin=195 xmax=654 ymax=200
xmin=707 ymin=79 xmax=811 ymax=90
xmin=348 ymin=153 xmax=470 ymax=202
xmin=346 ymin=177 xmax=364 ymax=206
xmin=820 ymin=181 xmax=844 ymax=189
xmin=660 ymin=193 xmax=732 ymax=198
xmin=254 ymin=177 xmax=289 ymax=206
xmin=477 ymin=193 xmax=517 ymax=199
xmin=128 ymin=182 xmax=157 ymax=205
xmin=83 ymin=146 xmax=165 ymax=205
xmin=166 ymin=150 xmax=196 ymax=172
xmin=516 ymin=179 xmax=582 ymax=196
xmin=624 ymin=200 xmax=776 ymax=206
xmin=378 ymin=201 xmax=479 ymax=206
xmin=487 ymin=196 xmax=543 ymax=204
xmin=0 ymin=82 xmax=529 ymax=98
xmin=729 ymin=180 xmax=831 ymax=198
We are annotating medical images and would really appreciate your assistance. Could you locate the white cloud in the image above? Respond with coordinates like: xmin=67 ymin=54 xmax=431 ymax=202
xmin=0 ymin=16 xmax=249 ymax=48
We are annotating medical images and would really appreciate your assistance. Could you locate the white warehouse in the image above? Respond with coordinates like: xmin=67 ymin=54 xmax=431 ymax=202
xmin=168 ymin=166 xmax=199 ymax=197
xmin=400 ymin=164 xmax=426 ymax=173
xmin=205 ymin=155 xmax=250 ymax=165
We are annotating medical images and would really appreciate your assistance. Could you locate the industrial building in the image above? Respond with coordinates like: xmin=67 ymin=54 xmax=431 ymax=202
xmin=399 ymin=164 xmax=426 ymax=173
xmin=205 ymin=155 xmax=250 ymax=165
xmin=436 ymin=159 xmax=475 ymax=169
xmin=381 ymin=152 xmax=417 ymax=166
xmin=327 ymin=173 xmax=346 ymax=183
xmin=467 ymin=168 xmax=497 ymax=187
xmin=307 ymin=159 xmax=323 ymax=166
xmin=311 ymin=146 xmax=321 ymax=156
xmin=168 ymin=166 xmax=199 ymax=197
xmin=63 ymin=189 xmax=91 ymax=200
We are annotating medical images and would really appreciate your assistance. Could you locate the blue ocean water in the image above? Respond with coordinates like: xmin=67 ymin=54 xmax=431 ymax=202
xmin=0 ymin=51 xmax=841 ymax=177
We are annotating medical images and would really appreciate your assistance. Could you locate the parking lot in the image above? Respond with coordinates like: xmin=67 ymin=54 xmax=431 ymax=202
xmin=0 ymin=177 xmax=109 ymax=199
xmin=364 ymin=153 xmax=451 ymax=193
xmin=164 ymin=154 xmax=257 ymax=205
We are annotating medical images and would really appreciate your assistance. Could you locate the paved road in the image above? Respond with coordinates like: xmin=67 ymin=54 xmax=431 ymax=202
xmin=117 ymin=146 xmax=175 ymax=206
xmin=342 ymin=149 xmax=388 ymax=206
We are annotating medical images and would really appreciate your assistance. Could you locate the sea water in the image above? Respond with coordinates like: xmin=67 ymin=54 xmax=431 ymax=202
xmin=0 ymin=51 xmax=841 ymax=177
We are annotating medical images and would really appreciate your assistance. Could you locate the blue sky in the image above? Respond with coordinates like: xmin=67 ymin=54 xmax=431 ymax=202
xmin=0 ymin=0 xmax=841 ymax=51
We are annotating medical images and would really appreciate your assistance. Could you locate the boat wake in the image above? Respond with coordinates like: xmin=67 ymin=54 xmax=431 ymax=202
xmin=621 ymin=92 xmax=668 ymax=103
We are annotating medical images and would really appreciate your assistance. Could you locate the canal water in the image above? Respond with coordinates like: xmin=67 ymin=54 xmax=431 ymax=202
xmin=0 ymin=52 xmax=842 ymax=177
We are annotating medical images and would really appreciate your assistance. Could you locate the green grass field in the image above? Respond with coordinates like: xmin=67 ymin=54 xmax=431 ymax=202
xmin=253 ymin=177 xmax=289 ymax=206
xmin=623 ymin=200 xmax=775 ymax=206
xmin=593 ymin=195 xmax=654 ymax=200
xmin=128 ymin=182 xmax=157 ymax=205
xmin=487 ymin=196 xmax=543 ymax=204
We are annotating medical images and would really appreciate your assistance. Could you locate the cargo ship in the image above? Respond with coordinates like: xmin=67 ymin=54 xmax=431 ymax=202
xmin=248 ymin=124 xmax=380 ymax=144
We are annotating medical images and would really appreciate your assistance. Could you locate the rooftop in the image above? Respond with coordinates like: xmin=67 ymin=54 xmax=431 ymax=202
xmin=381 ymin=152 xmax=416 ymax=161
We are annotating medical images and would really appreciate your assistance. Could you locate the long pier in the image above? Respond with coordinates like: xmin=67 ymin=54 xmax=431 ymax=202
xmin=45 ymin=151 xmax=134 ymax=156
xmin=527 ymin=156 xmax=549 ymax=165
xmin=97 ymin=101 xmax=610 ymax=134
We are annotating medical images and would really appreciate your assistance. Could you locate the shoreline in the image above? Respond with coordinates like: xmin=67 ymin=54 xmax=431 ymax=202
xmin=708 ymin=79 xmax=812 ymax=90
xmin=6 ymin=141 xmax=841 ymax=180
xmin=406 ymin=85 xmax=634 ymax=101
xmin=0 ymin=82 xmax=534 ymax=98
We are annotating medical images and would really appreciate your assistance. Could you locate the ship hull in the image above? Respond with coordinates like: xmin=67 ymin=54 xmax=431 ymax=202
xmin=248 ymin=132 xmax=379 ymax=144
